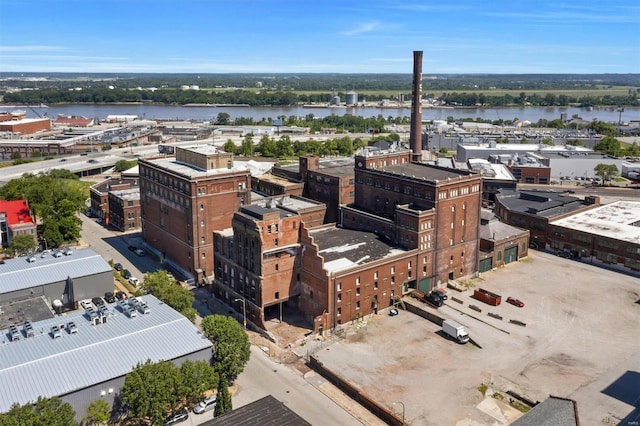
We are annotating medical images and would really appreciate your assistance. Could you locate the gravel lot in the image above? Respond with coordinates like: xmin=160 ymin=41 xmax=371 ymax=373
xmin=310 ymin=251 xmax=640 ymax=425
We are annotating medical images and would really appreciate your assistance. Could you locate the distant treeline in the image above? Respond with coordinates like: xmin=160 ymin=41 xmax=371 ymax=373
xmin=2 ymin=87 xmax=638 ymax=107
xmin=2 ymin=72 xmax=640 ymax=91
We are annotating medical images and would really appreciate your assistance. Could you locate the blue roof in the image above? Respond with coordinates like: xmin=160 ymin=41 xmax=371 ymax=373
xmin=0 ymin=295 xmax=212 ymax=412
xmin=0 ymin=248 xmax=112 ymax=294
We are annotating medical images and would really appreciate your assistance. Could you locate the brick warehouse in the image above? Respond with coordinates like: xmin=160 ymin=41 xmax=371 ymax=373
xmin=213 ymin=145 xmax=485 ymax=333
xmin=213 ymin=196 xmax=326 ymax=328
xmin=139 ymin=146 xmax=251 ymax=281
xmin=343 ymin=149 xmax=483 ymax=286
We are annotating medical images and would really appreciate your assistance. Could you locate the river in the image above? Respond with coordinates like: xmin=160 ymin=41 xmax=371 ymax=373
xmin=14 ymin=103 xmax=640 ymax=123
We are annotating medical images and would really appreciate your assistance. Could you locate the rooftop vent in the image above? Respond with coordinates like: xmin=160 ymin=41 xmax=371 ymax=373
xmin=23 ymin=321 xmax=35 ymax=338
xmin=9 ymin=324 xmax=20 ymax=341
xmin=50 ymin=325 xmax=62 ymax=339
xmin=67 ymin=321 xmax=78 ymax=334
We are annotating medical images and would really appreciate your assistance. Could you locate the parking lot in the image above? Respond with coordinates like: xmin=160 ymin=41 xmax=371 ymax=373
xmin=310 ymin=251 xmax=640 ymax=425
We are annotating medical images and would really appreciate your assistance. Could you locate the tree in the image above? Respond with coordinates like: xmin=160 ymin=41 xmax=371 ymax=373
xmin=84 ymin=399 xmax=111 ymax=425
xmin=141 ymin=270 xmax=196 ymax=322
xmin=594 ymin=135 xmax=621 ymax=156
xmin=0 ymin=396 xmax=76 ymax=426
xmin=215 ymin=112 xmax=231 ymax=125
xmin=222 ymin=139 xmax=238 ymax=155
xmin=540 ymin=137 xmax=554 ymax=146
xmin=214 ymin=379 xmax=232 ymax=417
xmin=239 ymin=134 xmax=254 ymax=157
xmin=120 ymin=360 xmax=183 ymax=425
xmin=180 ymin=360 xmax=218 ymax=404
xmin=594 ymin=164 xmax=619 ymax=184
xmin=200 ymin=315 xmax=250 ymax=383
xmin=114 ymin=159 xmax=138 ymax=172
xmin=8 ymin=234 xmax=36 ymax=256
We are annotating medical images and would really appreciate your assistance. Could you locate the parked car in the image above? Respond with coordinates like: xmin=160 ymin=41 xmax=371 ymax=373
xmin=193 ymin=395 xmax=217 ymax=414
xmin=114 ymin=262 xmax=123 ymax=271
xmin=128 ymin=245 xmax=137 ymax=252
xmin=123 ymin=269 xmax=131 ymax=279
xmin=388 ymin=308 xmax=399 ymax=317
xmin=115 ymin=291 xmax=127 ymax=300
xmin=104 ymin=292 xmax=116 ymax=303
xmin=556 ymin=250 xmax=572 ymax=259
xmin=432 ymin=289 xmax=448 ymax=300
xmin=506 ymin=297 xmax=525 ymax=307
xmin=423 ymin=292 xmax=444 ymax=308
xmin=163 ymin=407 xmax=188 ymax=426
xmin=129 ymin=277 xmax=140 ymax=286
xmin=134 ymin=248 xmax=145 ymax=257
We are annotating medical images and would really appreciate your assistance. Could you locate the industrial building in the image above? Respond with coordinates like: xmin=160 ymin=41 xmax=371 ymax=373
xmin=478 ymin=209 xmax=530 ymax=273
xmin=0 ymin=248 xmax=113 ymax=320
xmin=0 ymin=295 xmax=212 ymax=423
xmin=549 ymin=200 xmax=640 ymax=273
xmin=495 ymin=190 xmax=600 ymax=248
xmin=213 ymin=196 xmax=326 ymax=328
xmin=138 ymin=145 xmax=273 ymax=282
xmin=89 ymin=177 xmax=140 ymax=224
xmin=108 ymin=188 xmax=141 ymax=231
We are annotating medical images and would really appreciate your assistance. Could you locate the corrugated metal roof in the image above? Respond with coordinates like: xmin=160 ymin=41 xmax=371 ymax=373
xmin=0 ymin=295 xmax=212 ymax=412
xmin=0 ymin=248 xmax=112 ymax=294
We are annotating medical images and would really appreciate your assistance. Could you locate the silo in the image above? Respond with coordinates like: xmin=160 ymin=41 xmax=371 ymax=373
xmin=346 ymin=91 xmax=358 ymax=106
xmin=331 ymin=95 xmax=341 ymax=105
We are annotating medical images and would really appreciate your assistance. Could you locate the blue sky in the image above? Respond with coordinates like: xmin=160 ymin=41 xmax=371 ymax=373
xmin=1 ymin=0 xmax=638 ymax=74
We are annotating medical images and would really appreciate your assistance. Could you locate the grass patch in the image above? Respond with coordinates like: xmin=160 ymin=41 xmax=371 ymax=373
xmin=510 ymin=400 xmax=532 ymax=413
xmin=493 ymin=392 xmax=504 ymax=401
xmin=477 ymin=384 xmax=488 ymax=397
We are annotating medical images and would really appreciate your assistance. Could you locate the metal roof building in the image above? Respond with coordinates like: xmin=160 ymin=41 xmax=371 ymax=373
xmin=0 ymin=248 xmax=113 ymax=319
xmin=0 ymin=294 xmax=212 ymax=422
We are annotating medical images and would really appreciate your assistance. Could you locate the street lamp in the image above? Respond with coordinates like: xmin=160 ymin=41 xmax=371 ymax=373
xmin=393 ymin=401 xmax=405 ymax=425
xmin=234 ymin=298 xmax=247 ymax=329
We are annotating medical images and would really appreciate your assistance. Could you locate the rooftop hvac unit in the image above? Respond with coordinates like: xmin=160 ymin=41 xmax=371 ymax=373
xmin=23 ymin=321 xmax=35 ymax=338
xmin=9 ymin=324 xmax=20 ymax=341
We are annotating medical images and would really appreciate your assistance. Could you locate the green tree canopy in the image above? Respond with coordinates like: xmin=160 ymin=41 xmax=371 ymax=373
xmin=594 ymin=135 xmax=621 ymax=156
xmin=594 ymin=163 xmax=619 ymax=184
xmin=0 ymin=170 xmax=86 ymax=248
xmin=84 ymin=399 xmax=110 ymax=425
xmin=180 ymin=360 xmax=219 ymax=404
xmin=200 ymin=315 xmax=250 ymax=383
xmin=113 ymin=159 xmax=138 ymax=172
xmin=222 ymin=139 xmax=238 ymax=155
xmin=214 ymin=379 xmax=232 ymax=417
xmin=120 ymin=359 xmax=183 ymax=424
xmin=140 ymin=270 xmax=196 ymax=322
xmin=9 ymin=234 xmax=37 ymax=256
xmin=0 ymin=396 xmax=76 ymax=426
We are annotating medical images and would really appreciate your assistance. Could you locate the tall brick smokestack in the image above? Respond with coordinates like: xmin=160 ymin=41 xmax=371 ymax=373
xmin=410 ymin=50 xmax=423 ymax=162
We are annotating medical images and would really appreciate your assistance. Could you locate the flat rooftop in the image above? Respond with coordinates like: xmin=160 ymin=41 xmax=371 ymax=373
xmin=379 ymin=162 xmax=473 ymax=182
xmin=145 ymin=157 xmax=273 ymax=178
xmin=0 ymin=295 xmax=212 ymax=413
xmin=310 ymin=226 xmax=408 ymax=273
xmin=496 ymin=190 xmax=590 ymax=218
xmin=552 ymin=200 xmax=640 ymax=244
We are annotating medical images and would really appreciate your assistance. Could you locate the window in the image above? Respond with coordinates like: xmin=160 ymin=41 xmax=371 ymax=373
xmin=337 ymin=282 xmax=342 ymax=291
xmin=391 ymin=266 xmax=395 ymax=274
xmin=356 ymin=301 xmax=360 ymax=310
xmin=275 ymin=264 xmax=279 ymax=271
xmin=200 ymin=220 xmax=205 ymax=227
xmin=275 ymin=292 xmax=279 ymax=299
xmin=356 ymin=276 xmax=361 ymax=285
xmin=374 ymin=271 xmax=378 ymax=279
xmin=356 ymin=288 xmax=360 ymax=296
xmin=337 ymin=307 xmax=342 ymax=316
xmin=374 ymin=281 xmax=378 ymax=290
xmin=337 ymin=293 xmax=342 ymax=302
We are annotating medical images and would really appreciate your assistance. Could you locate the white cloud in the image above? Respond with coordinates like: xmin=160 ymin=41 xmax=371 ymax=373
xmin=0 ymin=45 xmax=66 ymax=52
xmin=339 ymin=21 xmax=381 ymax=36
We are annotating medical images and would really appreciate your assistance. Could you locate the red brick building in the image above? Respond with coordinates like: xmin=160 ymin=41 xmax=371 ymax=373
xmin=89 ymin=177 xmax=139 ymax=223
xmin=213 ymin=196 xmax=326 ymax=328
xmin=139 ymin=146 xmax=251 ymax=282
xmin=478 ymin=209 xmax=530 ymax=273
xmin=0 ymin=118 xmax=51 ymax=135
xmin=108 ymin=188 xmax=142 ymax=232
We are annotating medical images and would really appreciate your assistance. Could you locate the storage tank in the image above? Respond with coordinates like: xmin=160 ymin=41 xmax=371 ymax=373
xmin=331 ymin=95 xmax=341 ymax=105
xmin=346 ymin=91 xmax=358 ymax=106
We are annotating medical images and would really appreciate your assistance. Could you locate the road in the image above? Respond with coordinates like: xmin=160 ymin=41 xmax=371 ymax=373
xmin=233 ymin=346 xmax=364 ymax=426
